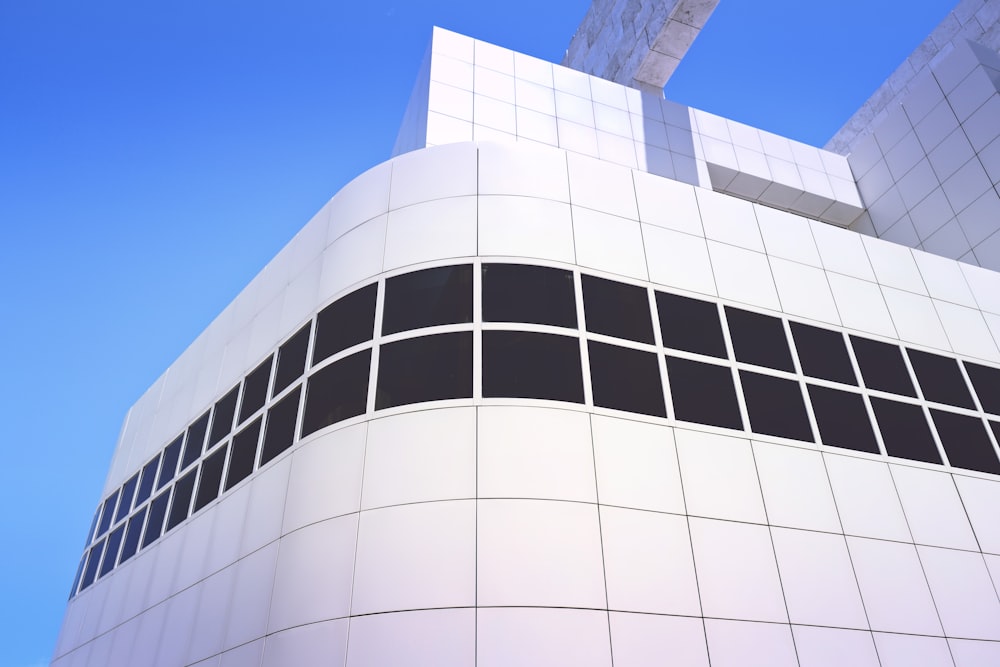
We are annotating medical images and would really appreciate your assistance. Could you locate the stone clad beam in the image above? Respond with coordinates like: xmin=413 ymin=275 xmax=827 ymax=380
xmin=563 ymin=0 xmax=720 ymax=93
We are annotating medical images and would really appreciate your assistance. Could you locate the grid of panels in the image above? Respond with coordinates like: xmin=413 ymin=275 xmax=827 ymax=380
xmin=72 ymin=260 xmax=1000 ymax=597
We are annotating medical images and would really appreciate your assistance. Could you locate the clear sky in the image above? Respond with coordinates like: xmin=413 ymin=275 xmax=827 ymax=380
xmin=0 ymin=1 xmax=956 ymax=664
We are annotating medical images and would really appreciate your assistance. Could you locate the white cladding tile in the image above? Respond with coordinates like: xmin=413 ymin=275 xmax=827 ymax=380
xmin=643 ymin=225 xmax=718 ymax=297
xmin=477 ymin=195 xmax=576 ymax=263
xmin=707 ymin=241 xmax=780 ymax=311
xmin=383 ymin=196 xmax=477 ymax=271
xmin=675 ymin=429 xmax=766 ymax=523
xmin=572 ymin=206 xmax=648 ymax=280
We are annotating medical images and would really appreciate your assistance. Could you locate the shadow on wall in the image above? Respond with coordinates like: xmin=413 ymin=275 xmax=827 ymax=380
xmin=640 ymin=93 xmax=700 ymax=186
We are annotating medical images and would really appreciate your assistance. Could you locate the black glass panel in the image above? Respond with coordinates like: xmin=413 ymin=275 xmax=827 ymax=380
xmin=95 ymin=489 xmax=119 ymax=539
xmin=99 ymin=525 xmax=125 ymax=578
xmin=157 ymin=434 xmax=184 ymax=490
xmin=194 ymin=446 xmax=227 ymax=512
xmin=80 ymin=539 xmax=105 ymax=591
xmin=932 ymin=410 xmax=1000 ymax=474
xmin=118 ymin=506 xmax=147 ymax=565
xmin=908 ymin=350 xmax=975 ymax=409
xmin=261 ymin=386 xmax=302 ymax=466
xmin=69 ymin=556 xmax=86 ymax=598
xmin=870 ymin=398 xmax=940 ymax=464
xmin=166 ymin=470 xmax=197 ymax=531
xmin=581 ymin=275 xmax=654 ymax=344
xmin=482 ymin=264 xmax=577 ymax=328
xmin=142 ymin=491 xmax=170 ymax=548
xmin=726 ymin=307 xmax=795 ymax=372
xmin=208 ymin=386 xmax=240 ymax=448
xmin=851 ymin=337 xmax=916 ymax=397
xmin=790 ymin=322 xmax=856 ymax=385
xmin=134 ymin=455 xmax=160 ymax=507
xmin=226 ymin=418 xmax=262 ymax=491
xmin=656 ymin=292 xmax=727 ymax=358
xmin=377 ymin=333 xmax=473 ymax=409
xmin=965 ymin=362 xmax=1000 ymax=415
xmin=181 ymin=411 xmax=210 ymax=470
xmin=314 ymin=283 xmax=378 ymax=364
xmin=666 ymin=357 xmax=743 ymax=430
xmin=808 ymin=385 xmax=879 ymax=454
xmin=588 ymin=341 xmax=665 ymax=417
xmin=483 ymin=331 xmax=584 ymax=402
xmin=302 ymin=349 xmax=371 ymax=436
xmin=85 ymin=510 xmax=100 ymax=546
xmin=382 ymin=265 xmax=473 ymax=335
xmin=114 ymin=473 xmax=139 ymax=524
xmin=239 ymin=356 xmax=273 ymax=423
xmin=273 ymin=324 xmax=311 ymax=397
xmin=740 ymin=371 xmax=814 ymax=442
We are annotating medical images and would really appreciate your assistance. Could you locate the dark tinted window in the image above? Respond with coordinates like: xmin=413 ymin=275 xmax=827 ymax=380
xmin=273 ymin=324 xmax=311 ymax=397
xmin=791 ymin=322 xmax=856 ymax=385
xmin=740 ymin=371 xmax=813 ymax=442
xmin=656 ymin=292 xmax=727 ymax=358
xmin=85 ymin=510 xmax=100 ymax=546
xmin=142 ymin=491 xmax=170 ymax=548
xmin=302 ymin=349 xmax=371 ymax=436
xmin=194 ymin=446 xmax=227 ymax=512
xmin=166 ymin=470 xmax=197 ymax=531
xmin=80 ymin=539 xmax=105 ymax=591
xmin=382 ymin=265 xmax=472 ymax=335
xmin=588 ymin=342 xmax=665 ymax=417
xmin=377 ymin=333 xmax=473 ymax=409
xmin=726 ymin=308 xmax=794 ymax=372
xmin=69 ymin=556 xmax=86 ymax=598
xmin=208 ymin=386 xmax=240 ymax=448
xmin=226 ymin=418 xmax=261 ymax=491
xmin=908 ymin=350 xmax=975 ymax=409
xmin=870 ymin=398 xmax=940 ymax=464
xmin=666 ymin=357 xmax=743 ymax=430
xmin=181 ymin=412 xmax=210 ymax=470
xmin=118 ymin=506 xmax=147 ymax=565
xmin=314 ymin=283 xmax=378 ymax=364
xmin=96 ymin=489 xmax=119 ymax=539
xmin=932 ymin=410 xmax=1000 ymax=474
xmin=482 ymin=264 xmax=577 ymax=328
xmin=965 ymin=362 xmax=1000 ymax=415
xmin=261 ymin=386 xmax=302 ymax=466
xmin=239 ymin=356 xmax=273 ymax=423
xmin=134 ymin=455 xmax=160 ymax=507
xmin=156 ymin=435 xmax=184 ymax=490
xmin=99 ymin=525 xmax=125 ymax=578
xmin=582 ymin=275 xmax=654 ymax=344
xmin=114 ymin=474 xmax=139 ymax=524
xmin=851 ymin=337 xmax=916 ymax=397
xmin=483 ymin=331 xmax=584 ymax=402
xmin=808 ymin=385 xmax=879 ymax=454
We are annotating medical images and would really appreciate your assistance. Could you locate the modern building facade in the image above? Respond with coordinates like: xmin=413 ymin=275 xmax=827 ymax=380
xmin=52 ymin=1 xmax=1000 ymax=666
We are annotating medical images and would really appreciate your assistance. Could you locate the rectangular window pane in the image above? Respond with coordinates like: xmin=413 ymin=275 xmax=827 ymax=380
xmin=851 ymin=336 xmax=916 ymax=397
xmin=965 ymin=362 xmax=1000 ymax=415
xmin=118 ymin=506 xmax=147 ymax=565
xmin=314 ymin=283 xmax=378 ymax=364
xmin=588 ymin=341 xmax=665 ymax=417
xmin=908 ymin=349 xmax=975 ymax=409
xmin=261 ymin=386 xmax=302 ymax=466
xmin=238 ymin=356 xmax=273 ymax=423
xmin=726 ymin=307 xmax=794 ymax=372
xmin=483 ymin=331 xmax=584 ymax=403
xmin=790 ymin=322 xmax=856 ymax=385
xmin=114 ymin=473 xmax=139 ymax=524
xmin=95 ymin=489 xmax=119 ymax=540
xmin=807 ymin=385 xmax=879 ymax=454
xmin=181 ymin=411 xmax=210 ymax=470
xmin=99 ymin=525 xmax=125 ymax=578
xmin=226 ymin=417 xmax=262 ymax=491
xmin=303 ymin=349 xmax=371 ymax=435
xmin=166 ymin=470 xmax=197 ymax=532
xmin=656 ymin=291 xmax=727 ymax=358
xmin=482 ymin=263 xmax=577 ymax=328
xmin=870 ymin=398 xmax=940 ymax=464
xmin=157 ymin=435 xmax=184 ymax=490
xmin=134 ymin=455 xmax=160 ymax=507
xmin=382 ymin=265 xmax=473 ymax=335
xmin=194 ymin=446 xmax=228 ymax=512
xmin=931 ymin=410 xmax=1000 ymax=474
xmin=208 ymin=386 xmax=240 ymax=449
xmin=740 ymin=371 xmax=814 ymax=442
xmin=666 ymin=356 xmax=743 ymax=431
xmin=273 ymin=324 xmax=311 ymax=397
xmin=80 ymin=539 xmax=105 ymax=591
xmin=582 ymin=274 xmax=654 ymax=344
xmin=141 ymin=491 xmax=170 ymax=548
xmin=377 ymin=333 xmax=473 ymax=409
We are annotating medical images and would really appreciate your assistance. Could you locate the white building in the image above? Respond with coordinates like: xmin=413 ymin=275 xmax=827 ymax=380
xmin=51 ymin=1 xmax=1000 ymax=665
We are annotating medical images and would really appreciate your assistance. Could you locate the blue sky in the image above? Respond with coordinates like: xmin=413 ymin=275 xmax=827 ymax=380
xmin=0 ymin=1 xmax=955 ymax=664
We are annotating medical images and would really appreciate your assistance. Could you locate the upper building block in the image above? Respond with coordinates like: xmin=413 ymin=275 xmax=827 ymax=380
xmin=562 ymin=0 xmax=720 ymax=93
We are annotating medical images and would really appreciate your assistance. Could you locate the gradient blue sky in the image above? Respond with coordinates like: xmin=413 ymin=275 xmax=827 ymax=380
xmin=0 ymin=1 xmax=956 ymax=664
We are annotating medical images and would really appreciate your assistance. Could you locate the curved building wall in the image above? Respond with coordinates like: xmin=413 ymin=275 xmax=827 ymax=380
xmin=53 ymin=142 xmax=1000 ymax=666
